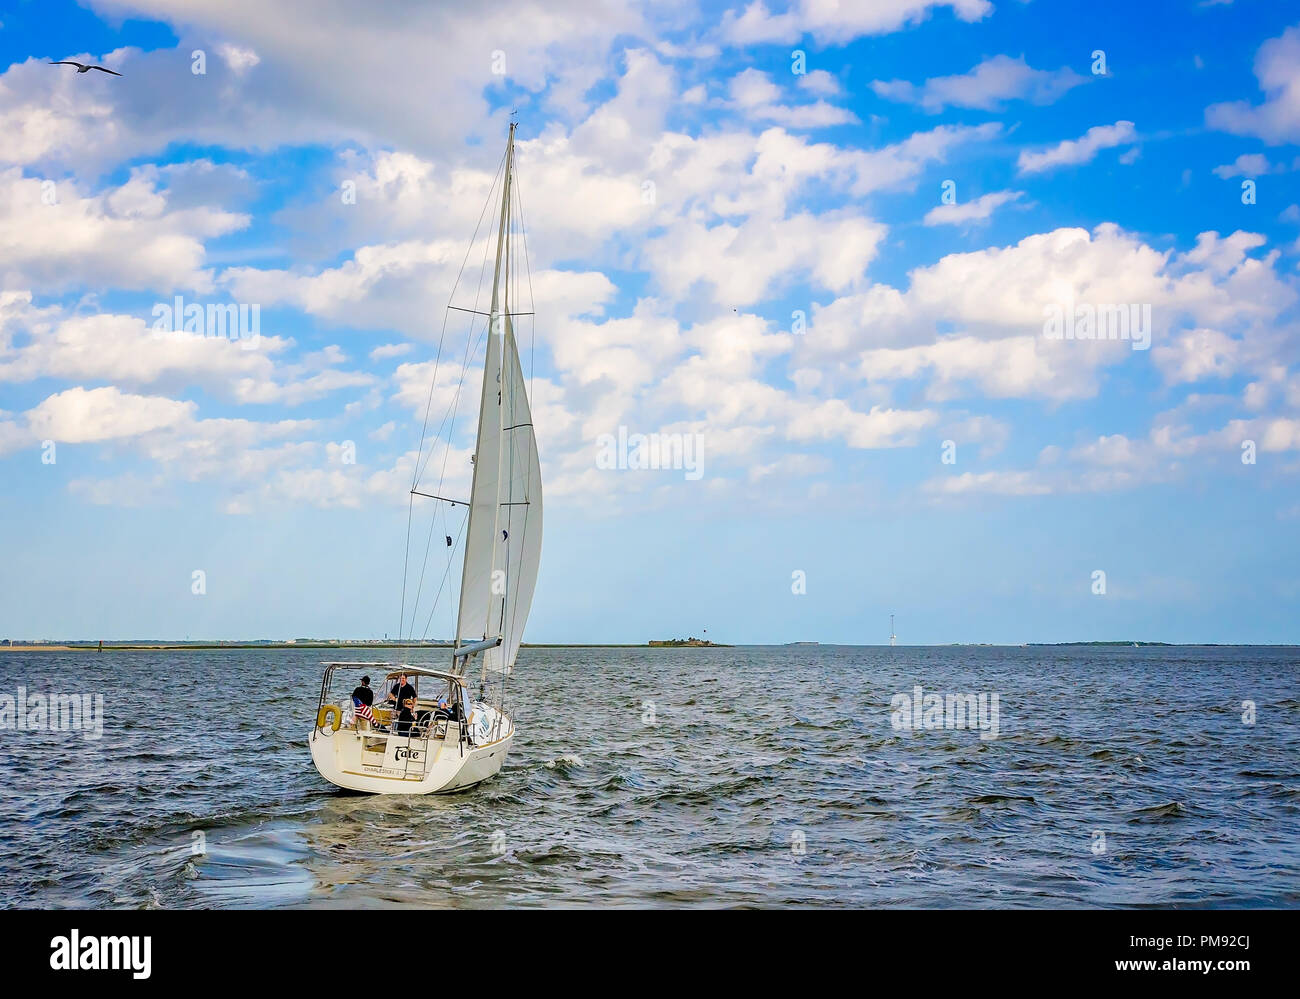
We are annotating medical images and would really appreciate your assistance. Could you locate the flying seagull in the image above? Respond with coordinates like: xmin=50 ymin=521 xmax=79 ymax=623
xmin=50 ymin=61 xmax=122 ymax=76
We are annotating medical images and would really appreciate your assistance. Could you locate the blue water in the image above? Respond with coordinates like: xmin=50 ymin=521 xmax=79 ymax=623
xmin=0 ymin=644 xmax=1295 ymax=907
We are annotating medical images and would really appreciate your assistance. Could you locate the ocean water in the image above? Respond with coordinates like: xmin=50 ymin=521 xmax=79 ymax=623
xmin=0 ymin=644 xmax=1296 ymax=908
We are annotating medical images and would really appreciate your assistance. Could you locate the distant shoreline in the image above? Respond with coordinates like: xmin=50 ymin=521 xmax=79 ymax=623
xmin=1 ymin=640 xmax=1291 ymax=651
xmin=0 ymin=641 xmax=733 ymax=652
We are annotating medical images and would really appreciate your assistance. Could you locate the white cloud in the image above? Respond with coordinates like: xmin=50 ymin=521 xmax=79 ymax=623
xmin=872 ymin=55 xmax=1086 ymax=112
xmin=1206 ymin=25 xmax=1300 ymax=143
xmin=802 ymin=223 xmax=1297 ymax=402
xmin=0 ymin=297 xmax=375 ymax=406
xmin=926 ymin=470 xmax=1052 ymax=496
xmin=217 ymin=43 xmax=261 ymax=74
xmin=926 ymin=409 xmax=1300 ymax=501
xmin=720 ymin=0 xmax=992 ymax=45
xmin=923 ymin=190 xmax=1023 ymax=226
xmin=727 ymin=68 xmax=857 ymax=128
xmin=22 ymin=385 xmax=194 ymax=445
xmin=225 ymin=239 xmax=615 ymax=340
xmin=1016 ymin=121 xmax=1137 ymax=174
xmin=1212 ymin=153 xmax=1277 ymax=178
xmin=0 ymin=1 xmax=648 ymax=172
xmin=0 ymin=167 xmax=246 ymax=293
xmin=644 ymin=211 xmax=886 ymax=306
xmin=797 ymin=70 xmax=842 ymax=97
xmin=370 ymin=342 xmax=412 ymax=361
xmin=1153 ymin=327 xmax=1240 ymax=383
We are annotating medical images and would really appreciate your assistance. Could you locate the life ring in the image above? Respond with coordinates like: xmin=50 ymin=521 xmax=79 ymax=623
xmin=316 ymin=704 xmax=342 ymax=733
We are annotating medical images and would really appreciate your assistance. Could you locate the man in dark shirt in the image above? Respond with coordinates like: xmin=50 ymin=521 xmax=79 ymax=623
xmin=352 ymin=675 xmax=374 ymax=707
xmin=386 ymin=673 xmax=416 ymax=709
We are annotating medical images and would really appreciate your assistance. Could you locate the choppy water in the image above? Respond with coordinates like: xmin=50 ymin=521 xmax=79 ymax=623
xmin=0 ymin=645 xmax=1296 ymax=908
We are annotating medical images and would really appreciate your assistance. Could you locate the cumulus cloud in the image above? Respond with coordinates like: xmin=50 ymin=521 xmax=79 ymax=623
xmin=643 ymin=212 xmax=886 ymax=306
xmin=924 ymin=412 xmax=1300 ymax=501
xmin=0 ymin=167 xmax=246 ymax=292
xmin=0 ymin=296 xmax=374 ymax=405
xmin=727 ymin=68 xmax=858 ymax=128
xmin=871 ymin=55 xmax=1086 ymax=112
xmin=1206 ymin=24 xmax=1300 ymax=143
xmin=796 ymin=70 xmax=843 ymax=97
xmin=1016 ymin=121 xmax=1137 ymax=174
xmin=720 ymin=0 xmax=992 ymax=45
xmin=0 ymin=0 xmax=648 ymax=173
xmin=1212 ymin=153 xmax=1279 ymax=178
xmin=799 ymin=223 xmax=1297 ymax=404
xmin=923 ymin=190 xmax=1023 ymax=226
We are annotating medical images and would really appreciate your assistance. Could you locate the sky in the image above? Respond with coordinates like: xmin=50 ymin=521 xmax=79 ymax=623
xmin=0 ymin=0 xmax=1298 ymax=645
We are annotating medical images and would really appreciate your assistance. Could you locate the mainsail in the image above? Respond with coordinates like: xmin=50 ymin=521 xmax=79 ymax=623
xmin=454 ymin=125 xmax=543 ymax=679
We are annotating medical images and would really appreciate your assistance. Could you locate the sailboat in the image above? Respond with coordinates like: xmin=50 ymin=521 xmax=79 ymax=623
xmin=309 ymin=123 xmax=543 ymax=794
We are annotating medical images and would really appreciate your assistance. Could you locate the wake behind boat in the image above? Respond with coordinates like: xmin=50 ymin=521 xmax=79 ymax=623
xmin=309 ymin=122 xmax=542 ymax=794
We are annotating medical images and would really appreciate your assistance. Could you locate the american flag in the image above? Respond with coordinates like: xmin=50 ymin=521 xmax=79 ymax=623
xmin=353 ymin=697 xmax=376 ymax=723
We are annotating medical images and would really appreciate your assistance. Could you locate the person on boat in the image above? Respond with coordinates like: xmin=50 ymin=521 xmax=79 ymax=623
xmin=394 ymin=694 xmax=418 ymax=736
xmin=350 ymin=676 xmax=382 ymax=731
xmin=351 ymin=675 xmax=374 ymax=707
xmin=386 ymin=673 xmax=416 ymax=709
xmin=440 ymin=695 xmax=463 ymax=723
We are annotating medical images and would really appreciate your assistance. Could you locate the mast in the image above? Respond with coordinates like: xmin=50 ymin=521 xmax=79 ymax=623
xmin=483 ymin=123 xmax=515 ymax=687
xmin=454 ymin=123 xmax=514 ymax=676
xmin=890 ymin=614 xmax=896 ymax=647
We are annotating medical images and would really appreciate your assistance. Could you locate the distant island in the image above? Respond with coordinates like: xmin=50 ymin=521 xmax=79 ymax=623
xmin=648 ymin=637 xmax=726 ymax=647
xmin=1027 ymin=641 xmax=1173 ymax=647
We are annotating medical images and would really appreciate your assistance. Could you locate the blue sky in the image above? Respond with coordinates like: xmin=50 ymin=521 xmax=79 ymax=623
xmin=1 ymin=0 xmax=1298 ymax=644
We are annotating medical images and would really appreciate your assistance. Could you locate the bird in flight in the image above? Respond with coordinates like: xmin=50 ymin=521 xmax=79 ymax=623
xmin=49 ymin=61 xmax=122 ymax=76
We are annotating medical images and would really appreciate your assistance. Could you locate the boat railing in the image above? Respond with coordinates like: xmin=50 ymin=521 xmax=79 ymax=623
xmin=339 ymin=705 xmax=459 ymax=743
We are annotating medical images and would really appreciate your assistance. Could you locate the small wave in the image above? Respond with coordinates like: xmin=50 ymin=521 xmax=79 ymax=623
xmin=1128 ymin=801 xmax=1188 ymax=822
xmin=544 ymin=754 xmax=585 ymax=772
xmin=1036 ymin=734 xmax=1082 ymax=747
xmin=943 ymin=807 xmax=982 ymax=822
xmin=1239 ymin=770 xmax=1298 ymax=779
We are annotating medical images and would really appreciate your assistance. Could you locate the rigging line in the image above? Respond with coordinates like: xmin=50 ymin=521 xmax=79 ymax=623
xmin=432 ymin=208 xmax=498 ymax=636
xmin=424 ymin=317 xmax=487 ymax=633
xmin=399 ymin=489 xmax=416 ymax=639
xmin=410 ymin=166 xmax=506 ymax=631
xmin=411 ymin=147 xmax=506 ymax=492
xmin=421 ymin=157 xmax=501 ymax=493
xmin=514 ymin=166 xmax=538 ymax=393
xmin=410 ymin=489 xmax=469 ymax=504
xmin=448 ymin=306 xmax=534 ymax=317
xmin=409 ymin=484 xmax=446 ymax=637
xmin=420 ymin=505 xmax=469 ymax=642
xmin=412 ymin=157 xmax=506 ymax=491
xmin=424 ymin=497 xmax=453 ymax=642
xmin=405 ymin=152 xmax=506 ymax=639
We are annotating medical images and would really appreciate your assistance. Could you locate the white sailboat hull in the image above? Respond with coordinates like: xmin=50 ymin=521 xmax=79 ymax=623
xmin=310 ymin=708 xmax=514 ymax=795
